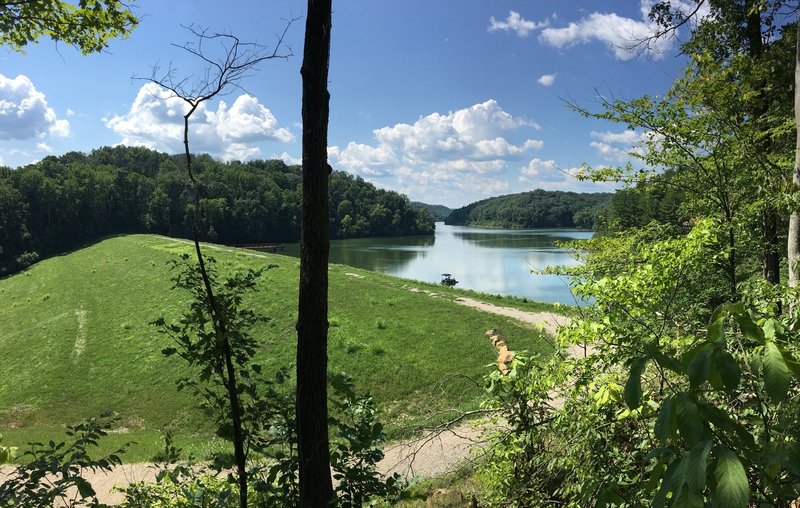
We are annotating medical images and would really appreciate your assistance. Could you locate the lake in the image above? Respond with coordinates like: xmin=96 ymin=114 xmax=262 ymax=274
xmin=283 ymin=223 xmax=593 ymax=304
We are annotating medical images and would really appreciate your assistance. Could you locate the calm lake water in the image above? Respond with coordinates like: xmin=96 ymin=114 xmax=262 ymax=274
xmin=283 ymin=223 xmax=593 ymax=304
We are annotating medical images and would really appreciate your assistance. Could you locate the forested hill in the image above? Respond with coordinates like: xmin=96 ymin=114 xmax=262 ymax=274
xmin=445 ymin=189 xmax=612 ymax=229
xmin=411 ymin=202 xmax=453 ymax=221
xmin=0 ymin=145 xmax=434 ymax=275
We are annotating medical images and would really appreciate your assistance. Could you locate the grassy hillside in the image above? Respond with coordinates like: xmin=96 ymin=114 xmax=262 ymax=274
xmin=0 ymin=235 xmax=553 ymax=461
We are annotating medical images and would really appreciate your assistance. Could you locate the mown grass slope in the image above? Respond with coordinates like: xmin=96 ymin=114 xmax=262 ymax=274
xmin=0 ymin=235 xmax=553 ymax=460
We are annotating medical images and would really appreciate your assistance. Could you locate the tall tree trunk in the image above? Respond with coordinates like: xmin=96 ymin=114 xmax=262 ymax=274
xmin=745 ymin=1 xmax=781 ymax=286
xmin=788 ymin=19 xmax=800 ymax=287
xmin=296 ymin=0 xmax=334 ymax=506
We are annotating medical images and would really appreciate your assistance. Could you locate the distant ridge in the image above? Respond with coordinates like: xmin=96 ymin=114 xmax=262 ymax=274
xmin=444 ymin=189 xmax=612 ymax=229
xmin=411 ymin=202 xmax=453 ymax=222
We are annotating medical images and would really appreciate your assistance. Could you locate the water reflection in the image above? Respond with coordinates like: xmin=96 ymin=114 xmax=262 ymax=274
xmin=453 ymin=229 xmax=584 ymax=249
xmin=283 ymin=223 xmax=593 ymax=304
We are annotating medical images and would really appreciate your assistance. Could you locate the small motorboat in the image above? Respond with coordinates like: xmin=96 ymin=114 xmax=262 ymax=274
xmin=440 ymin=273 xmax=459 ymax=286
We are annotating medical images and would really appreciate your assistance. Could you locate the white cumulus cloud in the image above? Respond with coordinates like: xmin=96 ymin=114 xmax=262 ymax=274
xmin=488 ymin=11 xmax=548 ymax=37
xmin=590 ymin=129 xmax=651 ymax=161
xmin=521 ymin=158 xmax=558 ymax=177
xmin=518 ymin=158 xmax=617 ymax=193
xmin=104 ymin=83 xmax=293 ymax=161
xmin=538 ymin=0 xmax=709 ymax=60
xmin=275 ymin=152 xmax=301 ymax=165
xmin=0 ymin=74 xmax=70 ymax=140
xmin=537 ymin=74 xmax=556 ymax=86
xmin=329 ymin=100 xmax=543 ymax=204
xmin=591 ymin=129 xmax=647 ymax=144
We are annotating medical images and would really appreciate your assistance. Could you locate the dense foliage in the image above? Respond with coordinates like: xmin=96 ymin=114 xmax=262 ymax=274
xmin=0 ymin=145 xmax=434 ymax=276
xmin=476 ymin=2 xmax=800 ymax=506
xmin=480 ymin=223 xmax=800 ymax=506
xmin=603 ymin=169 xmax=688 ymax=230
xmin=444 ymin=189 xmax=611 ymax=229
xmin=0 ymin=0 xmax=137 ymax=54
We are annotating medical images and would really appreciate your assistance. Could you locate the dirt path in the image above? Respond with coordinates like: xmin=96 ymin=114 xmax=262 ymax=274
xmin=0 ymin=463 xmax=157 ymax=506
xmin=0 ymin=296 xmax=573 ymax=504
xmin=377 ymin=421 xmax=487 ymax=479
xmin=454 ymin=297 xmax=571 ymax=336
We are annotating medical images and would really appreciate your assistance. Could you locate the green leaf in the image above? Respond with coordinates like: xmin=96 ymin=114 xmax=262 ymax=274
xmin=675 ymin=394 xmax=703 ymax=446
xmin=707 ymin=307 xmax=727 ymax=346
xmin=779 ymin=348 xmax=800 ymax=380
xmin=654 ymin=395 xmax=676 ymax=443
xmin=698 ymin=404 xmax=756 ymax=451
xmin=687 ymin=344 xmax=712 ymax=389
xmin=645 ymin=461 xmax=666 ymax=493
xmin=657 ymin=455 xmax=689 ymax=506
xmin=763 ymin=318 xmax=778 ymax=340
xmin=651 ymin=348 xmax=685 ymax=373
xmin=733 ymin=311 xmax=764 ymax=344
xmin=712 ymin=349 xmax=741 ymax=391
xmin=725 ymin=302 xmax=745 ymax=315
xmin=671 ymin=489 xmax=704 ymax=508
xmin=763 ymin=341 xmax=790 ymax=402
xmin=713 ymin=447 xmax=749 ymax=508
xmin=624 ymin=356 xmax=647 ymax=409
xmin=685 ymin=440 xmax=711 ymax=491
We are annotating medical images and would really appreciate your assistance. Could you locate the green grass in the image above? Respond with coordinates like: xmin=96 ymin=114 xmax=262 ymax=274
xmin=0 ymin=235 xmax=555 ymax=461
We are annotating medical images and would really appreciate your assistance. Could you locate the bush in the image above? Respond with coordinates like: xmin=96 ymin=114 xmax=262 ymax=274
xmin=0 ymin=415 xmax=127 ymax=507
xmin=479 ymin=221 xmax=800 ymax=506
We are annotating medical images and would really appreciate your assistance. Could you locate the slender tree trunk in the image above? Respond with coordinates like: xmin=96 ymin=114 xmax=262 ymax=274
xmin=728 ymin=222 xmax=738 ymax=300
xmin=296 ymin=0 xmax=335 ymax=505
xmin=183 ymin=114 xmax=248 ymax=508
xmin=788 ymin=19 xmax=800 ymax=288
xmin=764 ymin=208 xmax=780 ymax=285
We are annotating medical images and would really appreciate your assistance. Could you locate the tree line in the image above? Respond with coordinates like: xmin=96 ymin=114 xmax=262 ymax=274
xmin=444 ymin=188 xmax=612 ymax=229
xmin=0 ymin=145 xmax=434 ymax=276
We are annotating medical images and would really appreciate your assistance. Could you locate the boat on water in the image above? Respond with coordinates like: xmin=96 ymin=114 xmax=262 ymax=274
xmin=440 ymin=273 xmax=458 ymax=286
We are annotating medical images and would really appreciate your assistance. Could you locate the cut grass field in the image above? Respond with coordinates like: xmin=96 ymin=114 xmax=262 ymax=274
xmin=0 ymin=235 xmax=557 ymax=462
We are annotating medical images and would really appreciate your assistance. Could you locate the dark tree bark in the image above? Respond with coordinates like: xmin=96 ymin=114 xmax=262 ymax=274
xmin=296 ymin=0 xmax=335 ymax=506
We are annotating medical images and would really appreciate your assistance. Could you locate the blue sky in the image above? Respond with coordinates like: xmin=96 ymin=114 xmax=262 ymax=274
xmin=0 ymin=0 xmax=699 ymax=207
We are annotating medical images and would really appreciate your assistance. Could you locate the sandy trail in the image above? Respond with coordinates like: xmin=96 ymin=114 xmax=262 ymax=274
xmin=0 ymin=297 xmax=573 ymax=504
xmin=453 ymin=297 xmax=571 ymax=336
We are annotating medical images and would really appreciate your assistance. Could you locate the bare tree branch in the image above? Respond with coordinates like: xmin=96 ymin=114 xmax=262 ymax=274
xmin=625 ymin=0 xmax=706 ymax=57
